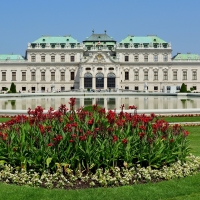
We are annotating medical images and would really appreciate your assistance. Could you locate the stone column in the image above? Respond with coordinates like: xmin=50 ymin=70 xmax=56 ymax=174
xmin=92 ymin=77 xmax=96 ymax=90
xmin=104 ymin=75 xmax=107 ymax=90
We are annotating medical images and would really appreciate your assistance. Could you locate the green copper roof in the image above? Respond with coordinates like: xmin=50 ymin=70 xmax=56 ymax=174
xmin=83 ymin=33 xmax=116 ymax=42
xmin=173 ymin=53 xmax=200 ymax=60
xmin=120 ymin=35 xmax=167 ymax=44
xmin=0 ymin=54 xmax=25 ymax=60
xmin=32 ymin=36 xmax=79 ymax=44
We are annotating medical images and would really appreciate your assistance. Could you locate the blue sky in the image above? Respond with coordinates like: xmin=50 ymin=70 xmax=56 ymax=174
xmin=0 ymin=0 xmax=199 ymax=56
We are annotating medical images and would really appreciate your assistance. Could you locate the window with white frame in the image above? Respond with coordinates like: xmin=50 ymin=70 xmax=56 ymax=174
xmin=41 ymin=55 xmax=45 ymax=62
xmin=31 ymin=55 xmax=36 ymax=62
xmin=144 ymin=55 xmax=148 ymax=62
xmin=70 ymin=56 xmax=75 ymax=62
xmin=134 ymin=55 xmax=139 ymax=62
xmin=12 ymin=72 xmax=16 ymax=81
xmin=154 ymin=55 xmax=158 ymax=62
xmin=125 ymin=71 xmax=129 ymax=80
xmin=154 ymin=71 xmax=158 ymax=80
xmin=22 ymin=72 xmax=26 ymax=81
xmin=2 ymin=72 xmax=6 ymax=81
xmin=173 ymin=71 xmax=177 ymax=80
xmin=125 ymin=55 xmax=129 ymax=62
xmin=41 ymin=72 xmax=45 ymax=81
xmin=51 ymin=55 xmax=55 ymax=62
xmin=31 ymin=72 xmax=35 ymax=81
xmin=51 ymin=72 xmax=55 ymax=81
xmin=144 ymin=71 xmax=148 ymax=80
xmin=61 ymin=55 xmax=65 ymax=62
xmin=163 ymin=71 xmax=168 ymax=80
xmin=163 ymin=55 xmax=168 ymax=62
xmin=71 ymin=71 xmax=75 ymax=80
xmin=61 ymin=72 xmax=65 ymax=81
xmin=183 ymin=71 xmax=187 ymax=80
xmin=192 ymin=71 xmax=197 ymax=80
xmin=134 ymin=71 xmax=139 ymax=80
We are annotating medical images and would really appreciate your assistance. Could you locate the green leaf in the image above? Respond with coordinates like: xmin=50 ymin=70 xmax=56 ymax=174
xmin=46 ymin=157 xmax=52 ymax=168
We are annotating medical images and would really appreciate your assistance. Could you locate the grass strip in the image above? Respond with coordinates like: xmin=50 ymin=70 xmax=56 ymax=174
xmin=0 ymin=172 xmax=200 ymax=200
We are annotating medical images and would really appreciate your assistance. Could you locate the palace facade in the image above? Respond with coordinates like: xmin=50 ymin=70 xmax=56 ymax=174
xmin=0 ymin=31 xmax=199 ymax=93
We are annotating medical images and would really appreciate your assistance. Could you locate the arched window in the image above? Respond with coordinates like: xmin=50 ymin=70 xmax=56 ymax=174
xmin=84 ymin=73 xmax=92 ymax=88
xmin=107 ymin=73 xmax=116 ymax=88
xmin=96 ymin=73 xmax=104 ymax=88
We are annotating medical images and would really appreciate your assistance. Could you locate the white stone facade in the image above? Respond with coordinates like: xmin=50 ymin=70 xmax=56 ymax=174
xmin=0 ymin=37 xmax=200 ymax=93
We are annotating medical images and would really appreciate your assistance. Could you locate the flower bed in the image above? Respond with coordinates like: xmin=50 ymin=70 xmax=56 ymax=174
xmin=0 ymin=98 xmax=195 ymax=189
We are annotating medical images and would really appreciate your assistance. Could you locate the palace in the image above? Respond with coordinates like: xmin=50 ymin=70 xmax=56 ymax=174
xmin=0 ymin=31 xmax=199 ymax=93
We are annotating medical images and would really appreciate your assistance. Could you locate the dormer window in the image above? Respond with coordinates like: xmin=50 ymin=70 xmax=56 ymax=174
xmin=130 ymin=39 xmax=132 ymax=41
xmin=154 ymin=39 xmax=156 ymax=42
xmin=42 ymin=39 xmax=45 ymax=41
xmin=66 ymin=39 xmax=69 ymax=41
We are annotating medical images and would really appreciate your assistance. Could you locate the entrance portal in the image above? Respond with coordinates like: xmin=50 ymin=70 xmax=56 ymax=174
xmin=96 ymin=73 xmax=104 ymax=89
xmin=84 ymin=73 xmax=92 ymax=88
xmin=107 ymin=72 xmax=116 ymax=88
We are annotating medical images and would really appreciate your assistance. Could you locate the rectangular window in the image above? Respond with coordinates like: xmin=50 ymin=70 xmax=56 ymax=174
xmin=134 ymin=71 xmax=139 ymax=80
xmin=71 ymin=72 xmax=74 ymax=80
xmin=125 ymin=55 xmax=129 ymax=62
xmin=135 ymin=86 xmax=139 ymax=91
xmin=2 ymin=72 xmax=6 ymax=81
xmin=51 ymin=56 xmax=55 ymax=62
xmin=70 ymin=56 xmax=75 ymax=62
xmin=125 ymin=71 xmax=129 ymax=80
xmin=22 ymin=72 xmax=26 ymax=81
xmin=51 ymin=72 xmax=55 ymax=81
xmin=134 ymin=55 xmax=139 ymax=62
xmin=31 ymin=55 xmax=36 ymax=62
xmin=144 ymin=71 xmax=148 ymax=80
xmin=61 ymin=72 xmax=65 ymax=81
xmin=163 ymin=55 xmax=168 ymax=62
xmin=22 ymin=87 xmax=26 ymax=91
xmin=41 ymin=55 xmax=45 ymax=62
xmin=192 ymin=71 xmax=197 ymax=80
xmin=154 ymin=86 xmax=158 ymax=90
xmin=173 ymin=71 xmax=177 ymax=80
xmin=154 ymin=71 xmax=158 ymax=80
xmin=31 ymin=72 xmax=35 ymax=81
xmin=125 ymin=86 xmax=129 ymax=90
xmin=154 ymin=55 xmax=158 ymax=62
xmin=144 ymin=55 xmax=148 ymax=62
xmin=12 ymin=72 xmax=16 ymax=81
xmin=183 ymin=71 xmax=187 ymax=80
xmin=163 ymin=71 xmax=168 ymax=80
xmin=41 ymin=72 xmax=45 ymax=81
xmin=193 ymin=86 xmax=197 ymax=90
xmin=61 ymin=55 xmax=65 ymax=62
xmin=61 ymin=87 xmax=65 ymax=91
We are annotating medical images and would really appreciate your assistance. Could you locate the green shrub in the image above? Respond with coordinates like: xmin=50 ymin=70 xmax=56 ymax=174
xmin=9 ymin=83 xmax=16 ymax=93
xmin=180 ymin=83 xmax=187 ymax=93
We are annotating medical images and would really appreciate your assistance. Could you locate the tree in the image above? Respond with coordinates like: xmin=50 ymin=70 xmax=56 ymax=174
xmin=180 ymin=83 xmax=187 ymax=93
xmin=10 ymin=82 xmax=16 ymax=93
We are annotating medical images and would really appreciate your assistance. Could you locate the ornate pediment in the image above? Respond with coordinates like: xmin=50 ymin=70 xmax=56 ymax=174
xmin=82 ymin=52 xmax=117 ymax=64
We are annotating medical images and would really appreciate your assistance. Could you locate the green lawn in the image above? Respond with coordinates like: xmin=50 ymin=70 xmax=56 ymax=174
xmin=0 ymin=119 xmax=200 ymax=200
xmin=0 ymin=118 xmax=11 ymax=123
xmin=159 ymin=116 xmax=200 ymax=123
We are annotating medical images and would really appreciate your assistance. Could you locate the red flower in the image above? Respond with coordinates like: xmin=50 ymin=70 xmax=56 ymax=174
xmin=183 ymin=130 xmax=189 ymax=137
xmin=122 ymin=138 xmax=128 ymax=144
xmin=48 ymin=143 xmax=53 ymax=147
xmin=69 ymin=139 xmax=74 ymax=143
xmin=129 ymin=105 xmax=137 ymax=109
xmin=112 ymin=135 xmax=118 ymax=143
xmin=88 ymin=119 xmax=94 ymax=125
xmin=139 ymin=132 xmax=145 ymax=139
